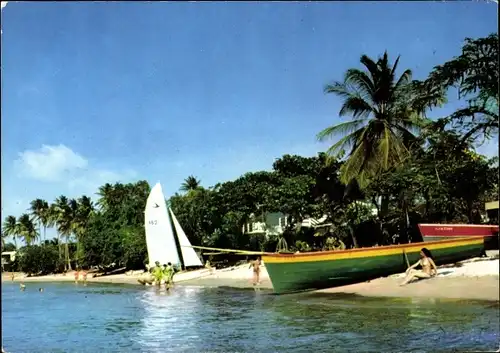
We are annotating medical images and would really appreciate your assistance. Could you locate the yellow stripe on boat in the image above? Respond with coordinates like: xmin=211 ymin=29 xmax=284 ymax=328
xmin=262 ymin=237 xmax=484 ymax=263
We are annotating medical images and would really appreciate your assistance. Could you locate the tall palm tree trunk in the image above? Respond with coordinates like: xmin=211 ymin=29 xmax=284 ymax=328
xmin=65 ymin=238 xmax=72 ymax=271
xmin=57 ymin=232 xmax=63 ymax=270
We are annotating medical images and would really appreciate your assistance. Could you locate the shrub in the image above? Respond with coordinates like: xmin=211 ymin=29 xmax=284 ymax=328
xmin=18 ymin=244 xmax=63 ymax=275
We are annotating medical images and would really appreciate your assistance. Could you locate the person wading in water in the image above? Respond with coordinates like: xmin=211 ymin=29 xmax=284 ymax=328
xmin=400 ymin=248 xmax=438 ymax=286
xmin=152 ymin=261 xmax=163 ymax=287
xmin=163 ymin=262 xmax=174 ymax=290
xmin=249 ymin=257 xmax=262 ymax=286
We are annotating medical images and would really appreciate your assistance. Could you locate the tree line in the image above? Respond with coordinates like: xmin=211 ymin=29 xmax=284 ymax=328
xmin=2 ymin=33 xmax=498 ymax=275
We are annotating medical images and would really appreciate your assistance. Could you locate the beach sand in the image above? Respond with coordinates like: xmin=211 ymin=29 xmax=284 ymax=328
xmin=4 ymin=253 xmax=499 ymax=301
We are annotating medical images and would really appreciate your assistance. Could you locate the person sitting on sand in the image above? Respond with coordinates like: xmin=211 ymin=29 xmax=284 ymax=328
xmin=400 ymin=248 xmax=438 ymax=286
xmin=249 ymin=257 xmax=262 ymax=286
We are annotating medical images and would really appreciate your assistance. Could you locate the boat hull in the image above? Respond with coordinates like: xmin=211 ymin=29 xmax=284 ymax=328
xmin=418 ymin=223 xmax=499 ymax=242
xmin=262 ymin=237 xmax=485 ymax=294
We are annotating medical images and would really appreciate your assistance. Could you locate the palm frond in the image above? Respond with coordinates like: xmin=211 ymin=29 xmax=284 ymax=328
xmin=323 ymin=127 xmax=366 ymax=160
xmin=393 ymin=69 xmax=412 ymax=92
xmin=338 ymin=96 xmax=374 ymax=119
xmin=324 ymin=82 xmax=352 ymax=98
xmin=317 ymin=120 xmax=366 ymax=141
xmin=344 ymin=69 xmax=375 ymax=100
xmin=359 ymin=54 xmax=380 ymax=80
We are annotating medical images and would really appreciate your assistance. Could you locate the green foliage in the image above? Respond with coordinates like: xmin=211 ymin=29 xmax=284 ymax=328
xmin=78 ymin=182 xmax=150 ymax=270
xmin=17 ymin=243 xmax=64 ymax=275
xmin=2 ymin=242 xmax=16 ymax=252
xmin=120 ymin=226 xmax=148 ymax=269
xmin=180 ymin=175 xmax=202 ymax=192
xmin=425 ymin=33 xmax=499 ymax=142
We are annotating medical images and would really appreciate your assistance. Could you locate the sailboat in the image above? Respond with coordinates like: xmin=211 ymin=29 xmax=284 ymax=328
xmin=144 ymin=182 xmax=203 ymax=269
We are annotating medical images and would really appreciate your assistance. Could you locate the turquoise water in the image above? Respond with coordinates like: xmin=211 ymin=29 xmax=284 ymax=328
xmin=2 ymin=282 xmax=499 ymax=352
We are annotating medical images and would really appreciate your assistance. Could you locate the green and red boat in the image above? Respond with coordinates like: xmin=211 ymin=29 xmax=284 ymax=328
xmin=262 ymin=237 xmax=485 ymax=294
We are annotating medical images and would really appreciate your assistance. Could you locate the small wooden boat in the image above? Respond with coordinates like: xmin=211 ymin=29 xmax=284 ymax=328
xmin=262 ymin=237 xmax=485 ymax=294
xmin=418 ymin=223 xmax=499 ymax=242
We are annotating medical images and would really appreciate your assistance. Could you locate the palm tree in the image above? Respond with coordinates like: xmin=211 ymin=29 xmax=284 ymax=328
xmin=73 ymin=196 xmax=94 ymax=265
xmin=317 ymin=52 xmax=444 ymax=189
xmin=17 ymin=213 xmax=39 ymax=246
xmin=180 ymin=175 xmax=201 ymax=192
xmin=29 ymin=199 xmax=50 ymax=243
xmin=96 ymin=182 xmax=113 ymax=210
xmin=52 ymin=195 xmax=69 ymax=265
xmin=2 ymin=215 xmax=19 ymax=249
xmin=52 ymin=196 xmax=81 ymax=271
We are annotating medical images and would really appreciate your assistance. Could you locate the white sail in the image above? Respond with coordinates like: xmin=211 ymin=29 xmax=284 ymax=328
xmin=144 ymin=183 xmax=181 ymax=268
xmin=169 ymin=208 xmax=203 ymax=267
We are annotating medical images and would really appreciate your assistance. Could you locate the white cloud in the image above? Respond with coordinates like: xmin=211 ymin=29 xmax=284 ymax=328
xmin=4 ymin=144 xmax=138 ymax=219
xmin=67 ymin=168 xmax=138 ymax=195
xmin=1 ymin=1 xmax=8 ymax=35
xmin=15 ymin=144 xmax=89 ymax=181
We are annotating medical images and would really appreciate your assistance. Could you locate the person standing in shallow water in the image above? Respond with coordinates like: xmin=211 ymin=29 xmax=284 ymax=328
xmin=249 ymin=257 xmax=262 ymax=285
xmin=152 ymin=261 xmax=163 ymax=287
xmin=82 ymin=269 xmax=88 ymax=286
xmin=74 ymin=268 xmax=80 ymax=284
xmin=163 ymin=262 xmax=174 ymax=290
xmin=400 ymin=248 xmax=438 ymax=286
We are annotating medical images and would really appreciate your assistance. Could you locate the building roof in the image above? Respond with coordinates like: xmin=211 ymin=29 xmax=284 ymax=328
xmin=1 ymin=251 xmax=16 ymax=256
xmin=485 ymin=201 xmax=499 ymax=211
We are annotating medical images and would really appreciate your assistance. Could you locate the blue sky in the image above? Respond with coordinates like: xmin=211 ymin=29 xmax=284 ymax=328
xmin=1 ymin=2 xmax=498 ymax=242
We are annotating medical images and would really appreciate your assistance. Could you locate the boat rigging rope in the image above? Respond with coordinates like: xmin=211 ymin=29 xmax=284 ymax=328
xmin=182 ymin=245 xmax=268 ymax=256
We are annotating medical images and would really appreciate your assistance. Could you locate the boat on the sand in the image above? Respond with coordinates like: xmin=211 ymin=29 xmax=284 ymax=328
xmin=418 ymin=223 xmax=499 ymax=242
xmin=262 ymin=237 xmax=485 ymax=294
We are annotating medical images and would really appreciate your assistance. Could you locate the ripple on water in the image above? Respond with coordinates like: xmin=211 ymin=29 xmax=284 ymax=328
xmin=2 ymin=282 xmax=499 ymax=352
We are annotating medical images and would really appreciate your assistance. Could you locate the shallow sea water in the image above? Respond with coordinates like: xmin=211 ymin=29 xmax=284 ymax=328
xmin=2 ymin=281 xmax=499 ymax=352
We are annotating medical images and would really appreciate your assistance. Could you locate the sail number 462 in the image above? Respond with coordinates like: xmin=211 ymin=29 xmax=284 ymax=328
xmin=148 ymin=220 xmax=158 ymax=225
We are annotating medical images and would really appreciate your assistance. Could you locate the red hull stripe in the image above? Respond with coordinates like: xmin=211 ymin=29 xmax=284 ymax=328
xmin=418 ymin=224 xmax=499 ymax=237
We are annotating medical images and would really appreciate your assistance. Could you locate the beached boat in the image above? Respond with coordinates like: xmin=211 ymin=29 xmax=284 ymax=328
xmin=144 ymin=182 xmax=203 ymax=270
xmin=262 ymin=237 xmax=485 ymax=294
xmin=418 ymin=223 xmax=499 ymax=242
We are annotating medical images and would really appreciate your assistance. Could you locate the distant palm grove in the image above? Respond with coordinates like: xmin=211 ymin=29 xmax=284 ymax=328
xmin=2 ymin=33 xmax=498 ymax=276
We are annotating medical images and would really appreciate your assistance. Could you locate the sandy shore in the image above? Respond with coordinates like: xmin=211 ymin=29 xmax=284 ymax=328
xmin=4 ymin=253 xmax=499 ymax=301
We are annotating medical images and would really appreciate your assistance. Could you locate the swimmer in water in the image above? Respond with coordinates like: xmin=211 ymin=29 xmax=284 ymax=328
xmin=20 ymin=283 xmax=26 ymax=291
xmin=249 ymin=257 xmax=262 ymax=285
xmin=39 ymin=288 xmax=44 ymax=292
xmin=400 ymin=248 xmax=438 ymax=286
